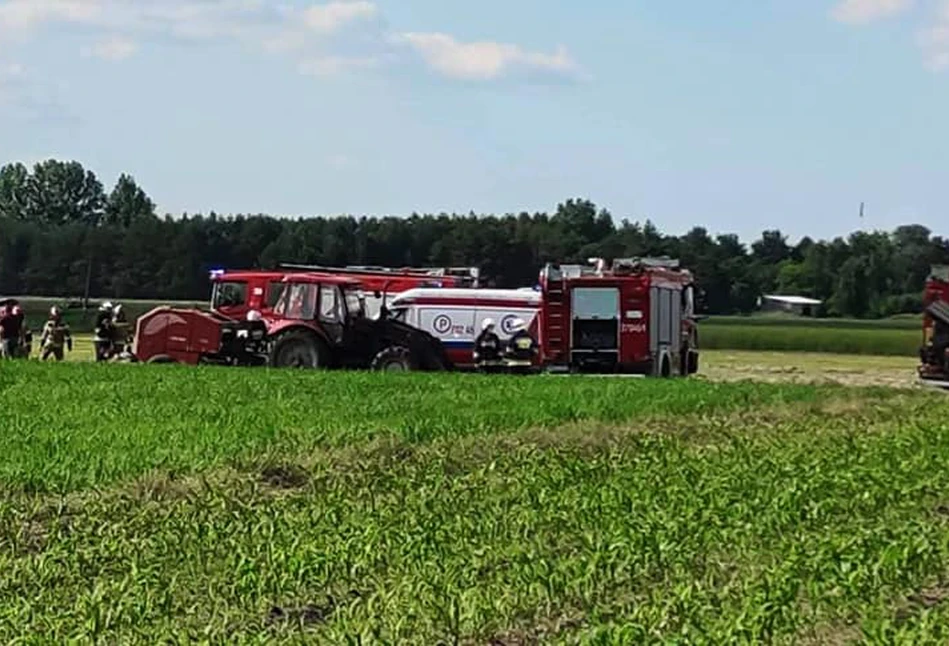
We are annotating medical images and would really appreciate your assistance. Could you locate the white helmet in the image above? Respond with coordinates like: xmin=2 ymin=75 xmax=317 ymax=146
xmin=482 ymin=318 xmax=495 ymax=331
xmin=100 ymin=301 xmax=113 ymax=311
xmin=509 ymin=317 xmax=526 ymax=332
xmin=246 ymin=309 xmax=262 ymax=322
xmin=49 ymin=306 xmax=60 ymax=317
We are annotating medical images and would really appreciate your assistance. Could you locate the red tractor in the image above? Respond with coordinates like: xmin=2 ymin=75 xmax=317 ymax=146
xmin=265 ymin=273 xmax=450 ymax=370
xmin=133 ymin=273 xmax=451 ymax=371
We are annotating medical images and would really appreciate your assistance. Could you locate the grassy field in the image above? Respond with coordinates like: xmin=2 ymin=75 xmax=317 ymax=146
xmin=1 ymin=357 xmax=949 ymax=641
xmin=701 ymin=315 xmax=920 ymax=356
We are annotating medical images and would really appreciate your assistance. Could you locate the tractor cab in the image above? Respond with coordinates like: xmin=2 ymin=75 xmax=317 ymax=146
xmin=265 ymin=273 xmax=450 ymax=371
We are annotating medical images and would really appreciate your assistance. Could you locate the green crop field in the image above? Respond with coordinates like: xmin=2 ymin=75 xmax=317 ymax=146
xmin=2 ymin=359 xmax=949 ymax=642
xmin=701 ymin=315 xmax=921 ymax=356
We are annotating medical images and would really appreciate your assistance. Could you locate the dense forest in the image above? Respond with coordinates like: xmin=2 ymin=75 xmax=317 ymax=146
xmin=1 ymin=159 xmax=947 ymax=318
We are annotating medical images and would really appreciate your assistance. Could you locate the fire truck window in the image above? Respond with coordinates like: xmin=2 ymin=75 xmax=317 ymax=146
xmin=390 ymin=307 xmax=407 ymax=322
xmin=212 ymin=281 xmax=247 ymax=308
xmin=319 ymin=286 xmax=341 ymax=322
xmin=572 ymin=287 xmax=619 ymax=319
xmin=267 ymin=281 xmax=286 ymax=308
xmin=284 ymin=284 xmax=313 ymax=319
xmin=343 ymin=288 xmax=365 ymax=319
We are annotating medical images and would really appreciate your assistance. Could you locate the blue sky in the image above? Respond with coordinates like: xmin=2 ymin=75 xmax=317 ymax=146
xmin=0 ymin=0 xmax=947 ymax=242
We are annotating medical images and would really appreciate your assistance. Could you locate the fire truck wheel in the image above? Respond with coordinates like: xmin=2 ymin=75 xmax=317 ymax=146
xmin=147 ymin=354 xmax=175 ymax=364
xmin=270 ymin=331 xmax=329 ymax=369
xmin=371 ymin=345 xmax=416 ymax=372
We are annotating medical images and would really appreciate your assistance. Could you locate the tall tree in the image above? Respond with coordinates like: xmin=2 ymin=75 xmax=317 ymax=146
xmin=0 ymin=162 xmax=29 ymax=221
xmin=105 ymin=174 xmax=156 ymax=227
xmin=24 ymin=160 xmax=106 ymax=226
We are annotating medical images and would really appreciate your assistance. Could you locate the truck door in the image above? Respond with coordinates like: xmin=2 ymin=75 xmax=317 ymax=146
xmin=649 ymin=286 xmax=681 ymax=365
xmin=318 ymin=285 xmax=345 ymax=346
xmin=570 ymin=287 xmax=620 ymax=365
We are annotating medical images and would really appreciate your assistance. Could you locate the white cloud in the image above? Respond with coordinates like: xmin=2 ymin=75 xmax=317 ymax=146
xmin=0 ymin=0 xmax=582 ymax=84
xmin=0 ymin=0 xmax=102 ymax=31
xmin=919 ymin=2 xmax=949 ymax=70
xmin=393 ymin=32 xmax=578 ymax=80
xmin=301 ymin=1 xmax=377 ymax=33
xmin=81 ymin=35 xmax=138 ymax=61
xmin=831 ymin=0 xmax=913 ymax=24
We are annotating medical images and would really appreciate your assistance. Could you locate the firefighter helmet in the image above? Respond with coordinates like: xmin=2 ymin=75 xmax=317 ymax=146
xmin=482 ymin=318 xmax=495 ymax=331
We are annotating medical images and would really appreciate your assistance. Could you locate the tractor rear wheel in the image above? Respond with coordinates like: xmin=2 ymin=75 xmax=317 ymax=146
xmin=370 ymin=345 xmax=416 ymax=371
xmin=270 ymin=331 xmax=329 ymax=369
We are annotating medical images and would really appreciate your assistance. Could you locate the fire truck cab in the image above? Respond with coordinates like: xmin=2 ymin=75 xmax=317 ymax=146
xmin=538 ymin=257 xmax=699 ymax=376
xmin=209 ymin=270 xmax=288 ymax=320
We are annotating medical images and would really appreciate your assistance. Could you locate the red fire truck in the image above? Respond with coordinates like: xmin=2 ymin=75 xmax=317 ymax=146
xmin=209 ymin=264 xmax=480 ymax=320
xmin=387 ymin=257 xmax=700 ymax=376
xmin=918 ymin=264 xmax=949 ymax=386
xmin=537 ymin=257 xmax=699 ymax=376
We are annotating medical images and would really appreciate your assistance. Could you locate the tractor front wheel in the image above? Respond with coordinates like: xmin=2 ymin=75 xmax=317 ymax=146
xmin=270 ymin=331 xmax=329 ymax=369
xmin=370 ymin=345 xmax=416 ymax=372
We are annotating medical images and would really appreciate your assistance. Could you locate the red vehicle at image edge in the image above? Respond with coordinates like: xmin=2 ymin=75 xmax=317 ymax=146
xmin=131 ymin=258 xmax=700 ymax=376
xmin=919 ymin=264 xmax=949 ymax=386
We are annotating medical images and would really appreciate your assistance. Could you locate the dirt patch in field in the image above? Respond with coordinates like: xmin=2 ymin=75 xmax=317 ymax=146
xmin=795 ymin=621 xmax=862 ymax=645
xmin=259 ymin=463 xmax=309 ymax=490
xmin=700 ymin=356 xmax=922 ymax=390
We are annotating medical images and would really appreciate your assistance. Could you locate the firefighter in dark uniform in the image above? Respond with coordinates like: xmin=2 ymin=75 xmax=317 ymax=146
xmin=11 ymin=305 xmax=30 ymax=358
xmin=93 ymin=302 xmax=115 ymax=362
xmin=503 ymin=318 xmax=537 ymax=372
xmin=473 ymin=317 xmax=502 ymax=372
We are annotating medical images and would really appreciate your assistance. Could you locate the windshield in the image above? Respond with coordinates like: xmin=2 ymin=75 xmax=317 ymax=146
xmin=211 ymin=281 xmax=247 ymax=309
xmin=389 ymin=307 xmax=407 ymax=322
xmin=273 ymin=282 xmax=318 ymax=319
xmin=343 ymin=287 xmax=366 ymax=319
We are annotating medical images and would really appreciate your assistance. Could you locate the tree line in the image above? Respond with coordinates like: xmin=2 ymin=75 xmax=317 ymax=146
xmin=1 ymin=159 xmax=947 ymax=318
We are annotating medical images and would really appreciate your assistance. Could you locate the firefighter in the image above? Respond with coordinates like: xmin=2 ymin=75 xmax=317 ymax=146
xmin=111 ymin=303 xmax=131 ymax=353
xmin=473 ymin=317 xmax=502 ymax=371
xmin=503 ymin=318 xmax=537 ymax=370
xmin=11 ymin=304 xmax=29 ymax=358
xmin=0 ymin=303 xmax=21 ymax=359
xmin=93 ymin=301 xmax=115 ymax=362
xmin=39 ymin=306 xmax=72 ymax=361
